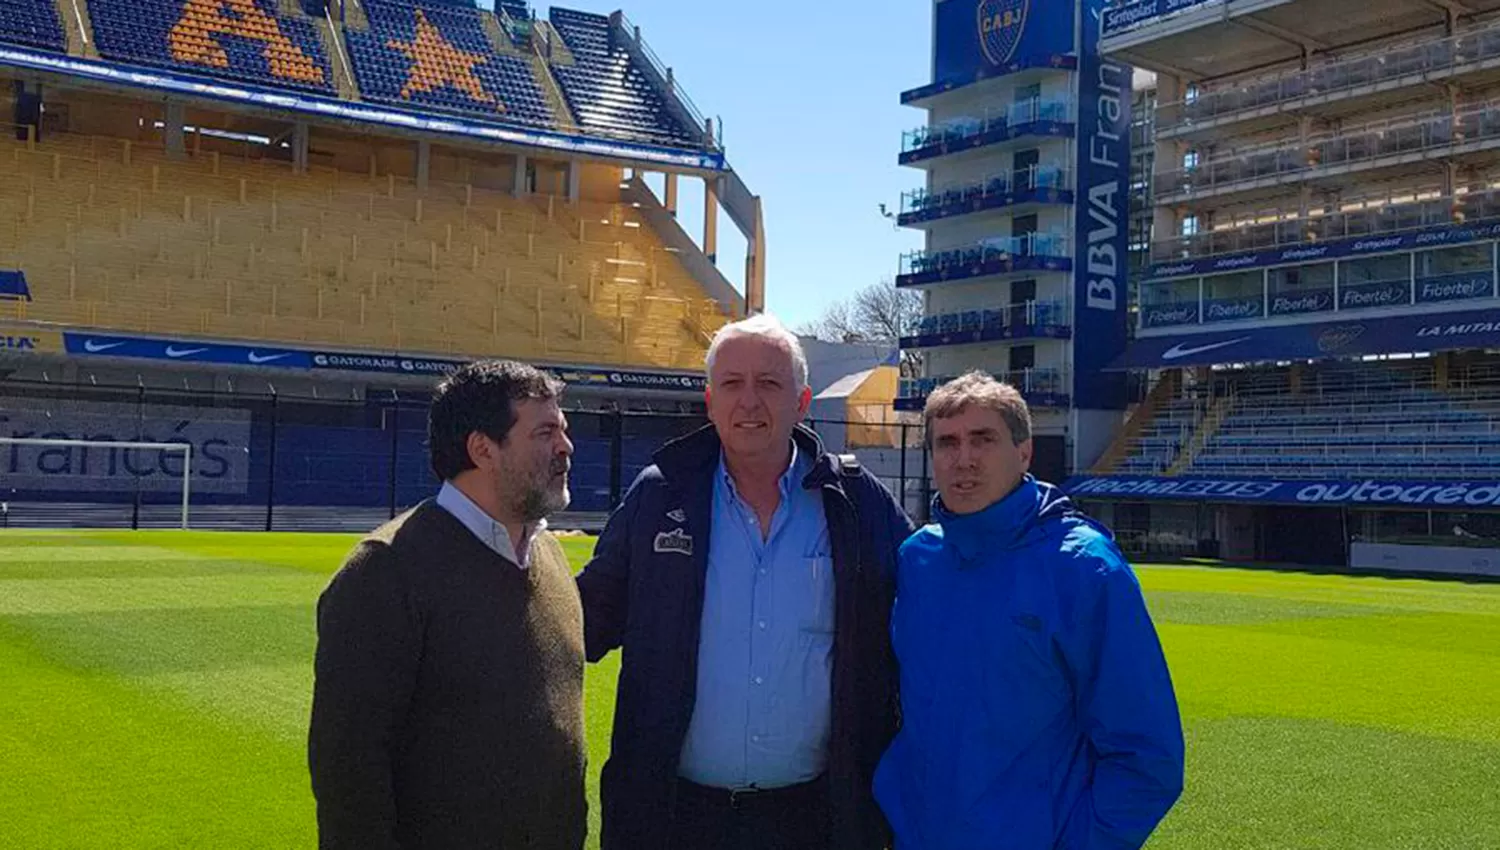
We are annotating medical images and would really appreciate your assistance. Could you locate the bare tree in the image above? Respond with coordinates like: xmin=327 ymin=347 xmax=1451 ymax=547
xmin=800 ymin=278 xmax=924 ymax=376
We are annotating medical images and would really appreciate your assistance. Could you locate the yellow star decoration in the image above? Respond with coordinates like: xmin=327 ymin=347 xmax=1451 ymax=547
xmin=387 ymin=9 xmax=505 ymax=112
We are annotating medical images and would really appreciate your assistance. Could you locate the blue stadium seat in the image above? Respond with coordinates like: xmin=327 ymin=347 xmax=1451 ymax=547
xmin=87 ymin=0 xmax=335 ymax=94
xmin=345 ymin=0 xmax=553 ymax=128
xmin=547 ymin=7 xmax=695 ymax=146
xmin=0 ymin=0 xmax=67 ymax=52
xmin=1122 ymin=366 xmax=1500 ymax=480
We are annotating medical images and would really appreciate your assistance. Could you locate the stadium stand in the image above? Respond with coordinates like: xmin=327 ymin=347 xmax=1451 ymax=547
xmin=344 ymin=0 xmax=554 ymax=127
xmin=0 ymin=0 xmax=66 ymax=52
xmin=1110 ymin=363 xmax=1500 ymax=479
xmin=85 ymin=0 xmax=336 ymax=94
xmin=0 ymin=126 xmax=727 ymax=370
xmin=546 ymin=7 xmax=694 ymax=146
xmin=498 ymin=1 xmax=532 ymax=20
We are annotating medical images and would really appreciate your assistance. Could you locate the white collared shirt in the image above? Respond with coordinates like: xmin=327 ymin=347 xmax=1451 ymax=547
xmin=435 ymin=481 xmax=545 ymax=569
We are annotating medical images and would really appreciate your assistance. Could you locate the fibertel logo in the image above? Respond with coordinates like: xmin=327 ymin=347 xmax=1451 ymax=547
xmin=1316 ymin=325 xmax=1365 ymax=353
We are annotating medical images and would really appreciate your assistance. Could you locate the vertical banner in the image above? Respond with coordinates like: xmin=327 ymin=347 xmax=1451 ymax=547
xmin=1072 ymin=0 xmax=1131 ymax=410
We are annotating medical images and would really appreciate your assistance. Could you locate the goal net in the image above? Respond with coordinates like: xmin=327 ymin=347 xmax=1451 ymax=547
xmin=0 ymin=438 xmax=194 ymax=530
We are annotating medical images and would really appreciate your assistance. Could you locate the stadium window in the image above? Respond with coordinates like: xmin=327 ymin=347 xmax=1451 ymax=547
xmin=1010 ymin=279 xmax=1037 ymax=304
xmin=1012 ymin=213 xmax=1038 ymax=240
xmin=1180 ymin=215 xmax=1199 ymax=237
xmin=1183 ymin=150 xmax=1200 ymax=170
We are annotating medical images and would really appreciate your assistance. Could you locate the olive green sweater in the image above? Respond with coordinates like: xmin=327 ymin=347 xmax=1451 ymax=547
xmin=309 ymin=500 xmax=586 ymax=850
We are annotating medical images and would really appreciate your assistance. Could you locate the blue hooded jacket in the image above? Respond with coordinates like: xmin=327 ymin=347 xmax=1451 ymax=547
xmin=873 ymin=477 xmax=1184 ymax=850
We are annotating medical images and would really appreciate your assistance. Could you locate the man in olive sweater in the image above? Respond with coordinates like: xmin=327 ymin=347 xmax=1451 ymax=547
xmin=308 ymin=360 xmax=586 ymax=850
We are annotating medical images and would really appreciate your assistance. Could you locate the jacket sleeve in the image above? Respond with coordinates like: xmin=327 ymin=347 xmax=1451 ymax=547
xmin=307 ymin=542 xmax=420 ymax=850
xmin=880 ymin=477 xmax=917 ymax=571
xmin=856 ymin=468 xmax=916 ymax=581
xmin=576 ymin=475 xmax=646 ymax=662
xmin=1060 ymin=539 xmax=1185 ymax=850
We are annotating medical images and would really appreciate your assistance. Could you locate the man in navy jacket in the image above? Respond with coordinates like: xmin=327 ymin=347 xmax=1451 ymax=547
xmin=874 ymin=371 xmax=1184 ymax=849
xmin=577 ymin=315 xmax=913 ymax=850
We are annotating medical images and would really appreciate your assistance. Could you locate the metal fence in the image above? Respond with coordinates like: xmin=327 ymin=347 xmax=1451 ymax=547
xmin=0 ymin=379 xmax=934 ymax=532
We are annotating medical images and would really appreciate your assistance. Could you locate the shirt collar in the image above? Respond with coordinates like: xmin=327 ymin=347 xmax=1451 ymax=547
xmin=719 ymin=441 xmax=804 ymax=503
xmin=436 ymin=481 xmax=544 ymax=569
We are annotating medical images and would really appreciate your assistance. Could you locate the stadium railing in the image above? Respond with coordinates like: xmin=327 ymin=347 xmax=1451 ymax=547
xmin=1152 ymin=182 xmax=1500 ymax=263
xmin=899 ymin=367 xmax=1070 ymax=406
xmin=898 ymin=232 xmax=1073 ymax=277
xmin=899 ymin=164 xmax=1072 ymax=218
xmin=1156 ymin=20 xmax=1500 ymax=136
xmin=1156 ymin=98 xmax=1500 ymax=204
xmin=900 ymin=98 xmax=1074 ymax=154
xmin=908 ymin=299 xmax=1070 ymax=340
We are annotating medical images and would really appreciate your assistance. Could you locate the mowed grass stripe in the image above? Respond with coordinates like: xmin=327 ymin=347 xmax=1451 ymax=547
xmin=1161 ymin=621 xmax=1499 ymax=742
xmin=1145 ymin=564 xmax=1500 ymax=616
xmin=1154 ymin=715 xmax=1500 ymax=850
xmin=0 ymin=628 xmax=316 ymax=849
xmin=0 ymin=575 xmax=331 ymax=615
xmin=0 ymin=531 xmax=1496 ymax=850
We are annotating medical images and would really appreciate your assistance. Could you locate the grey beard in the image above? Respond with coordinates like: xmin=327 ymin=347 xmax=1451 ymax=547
xmin=517 ymin=481 xmax=569 ymax=522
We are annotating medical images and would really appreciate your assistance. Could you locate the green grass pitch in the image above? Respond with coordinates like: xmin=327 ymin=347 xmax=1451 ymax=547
xmin=1 ymin=530 xmax=1497 ymax=849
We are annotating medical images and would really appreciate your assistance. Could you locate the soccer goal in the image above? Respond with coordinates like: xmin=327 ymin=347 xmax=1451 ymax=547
xmin=0 ymin=438 xmax=194 ymax=530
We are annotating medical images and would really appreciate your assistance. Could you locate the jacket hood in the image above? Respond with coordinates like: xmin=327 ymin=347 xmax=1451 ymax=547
xmin=933 ymin=476 xmax=1094 ymax=564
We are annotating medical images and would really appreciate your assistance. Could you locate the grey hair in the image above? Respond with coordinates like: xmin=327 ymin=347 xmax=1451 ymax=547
xmin=705 ymin=313 xmax=810 ymax=390
xmin=924 ymin=371 xmax=1032 ymax=446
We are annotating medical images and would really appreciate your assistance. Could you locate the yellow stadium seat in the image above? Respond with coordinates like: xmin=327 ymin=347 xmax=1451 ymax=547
xmin=0 ymin=126 xmax=727 ymax=370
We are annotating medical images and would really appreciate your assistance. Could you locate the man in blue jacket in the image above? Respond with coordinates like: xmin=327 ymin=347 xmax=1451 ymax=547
xmin=874 ymin=371 xmax=1184 ymax=850
xmin=578 ymin=314 xmax=913 ymax=850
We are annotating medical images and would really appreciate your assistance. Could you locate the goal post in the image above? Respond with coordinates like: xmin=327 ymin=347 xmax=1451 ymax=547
xmin=0 ymin=438 xmax=193 ymax=530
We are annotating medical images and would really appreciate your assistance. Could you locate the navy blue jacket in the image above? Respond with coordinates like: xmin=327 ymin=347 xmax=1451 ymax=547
xmin=874 ymin=477 xmax=1184 ymax=850
xmin=577 ymin=424 xmax=914 ymax=850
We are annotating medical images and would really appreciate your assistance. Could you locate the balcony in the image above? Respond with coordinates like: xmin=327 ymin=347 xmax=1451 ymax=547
xmin=896 ymin=368 xmax=1071 ymax=411
xmin=1157 ymin=23 xmax=1500 ymax=141
xmin=900 ymin=300 xmax=1071 ymax=350
xmin=1156 ymin=100 xmax=1500 ymax=205
xmin=900 ymin=100 xmax=1074 ymax=166
xmin=898 ymin=165 xmax=1072 ymax=227
xmin=896 ymin=233 xmax=1072 ymax=288
xmin=1153 ymin=186 xmax=1500 ymax=265
xmin=900 ymin=59 xmax=1079 ymax=107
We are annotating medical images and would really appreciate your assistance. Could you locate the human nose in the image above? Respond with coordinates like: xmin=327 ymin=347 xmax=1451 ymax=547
xmin=735 ymin=385 xmax=765 ymax=411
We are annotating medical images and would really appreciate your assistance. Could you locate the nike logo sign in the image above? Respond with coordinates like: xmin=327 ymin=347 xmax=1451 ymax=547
xmin=83 ymin=340 xmax=125 ymax=353
xmin=1161 ymin=337 xmax=1252 ymax=361
xmin=165 ymin=346 xmax=210 ymax=358
xmin=247 ymin=352 xmax=291 ymax=364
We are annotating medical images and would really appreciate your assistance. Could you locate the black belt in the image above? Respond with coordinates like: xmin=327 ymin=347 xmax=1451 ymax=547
xmin=675 ymin=775 xmax=827 ymax=811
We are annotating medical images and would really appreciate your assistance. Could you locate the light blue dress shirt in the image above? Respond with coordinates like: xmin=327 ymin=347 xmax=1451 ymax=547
xmin=677 ymin=443 xmax=836 ymax=790
xmin=435 ymin=481 xmax=543 ymax=568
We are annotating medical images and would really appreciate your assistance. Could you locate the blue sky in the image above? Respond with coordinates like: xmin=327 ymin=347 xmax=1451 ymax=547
xmin=493 ymin=0 xmax=931 ymax=329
